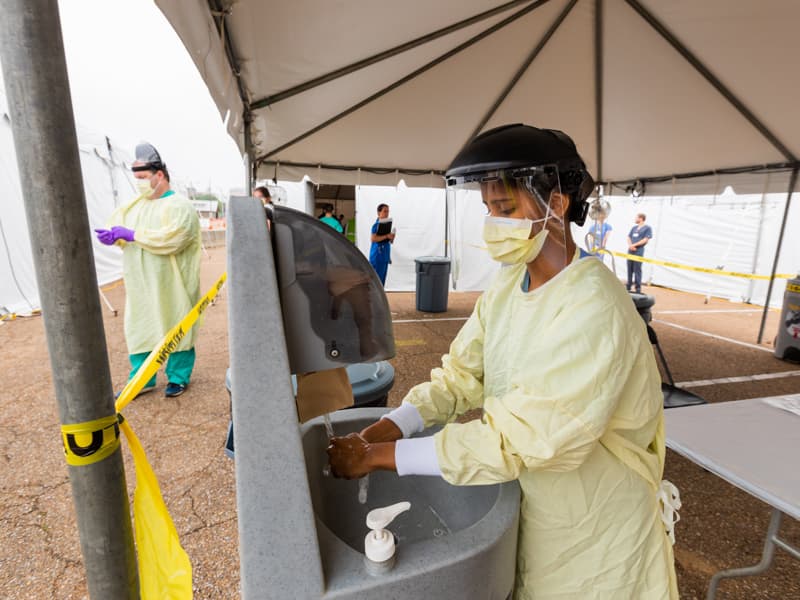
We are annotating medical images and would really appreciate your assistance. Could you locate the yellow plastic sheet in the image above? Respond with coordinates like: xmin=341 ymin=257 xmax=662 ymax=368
xmin=120 ymin=417 xmax=192 ymax=599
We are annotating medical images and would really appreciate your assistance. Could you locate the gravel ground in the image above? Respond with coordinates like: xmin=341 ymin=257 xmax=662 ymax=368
xmin=1 ymin=245 xmax=798 ymax=599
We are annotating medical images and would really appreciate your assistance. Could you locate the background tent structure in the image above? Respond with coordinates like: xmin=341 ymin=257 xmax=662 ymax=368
xmin=157 ymin=0 xmax=799 ymax=185
xmin=0 ymin=90 xmax=133 ymax=317
xmin=157 ymin=0 xmax=799 ymax=335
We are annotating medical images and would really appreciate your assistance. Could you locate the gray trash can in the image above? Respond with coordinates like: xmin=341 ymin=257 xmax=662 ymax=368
xmin=629 ymin=292 xmax=655 ymax=323
xmin=415 ymin=256 xmax=451 ymax=313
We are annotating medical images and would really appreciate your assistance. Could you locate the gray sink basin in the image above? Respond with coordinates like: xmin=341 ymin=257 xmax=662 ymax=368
xmin=301 ymin=408 xmax=520 ymax=599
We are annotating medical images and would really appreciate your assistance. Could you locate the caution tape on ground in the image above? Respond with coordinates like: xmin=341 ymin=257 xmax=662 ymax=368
xmin=605 ymin=251 xmax=795 ymax=281
xmin=59 ymin=270 xmax=226 ymax=599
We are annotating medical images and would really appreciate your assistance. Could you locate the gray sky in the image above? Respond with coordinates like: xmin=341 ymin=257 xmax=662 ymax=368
xmin=58 ymin=0 xmax=245 ymax=194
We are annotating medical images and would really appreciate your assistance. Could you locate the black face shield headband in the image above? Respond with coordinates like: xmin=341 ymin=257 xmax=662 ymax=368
xmin=131 ymin=163 xmax=164 ymax=173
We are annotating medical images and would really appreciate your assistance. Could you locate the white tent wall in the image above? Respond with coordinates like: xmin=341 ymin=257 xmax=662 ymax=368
xmin=0 ymin=95 xmax=134 ymax=316
xmin=356 ymin=184 xmax=446 ymax=291
xmin=355 ymin=183 xmax=500 ymax=292
xmin=575 ymin=186 xmax=800 ymax=308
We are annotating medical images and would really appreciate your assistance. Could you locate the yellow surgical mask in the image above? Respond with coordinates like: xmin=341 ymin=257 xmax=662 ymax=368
xmin=482 ymin=216 xmax=549 ymax=265
xmin=134 ymin=179 xmax=153 ymax=196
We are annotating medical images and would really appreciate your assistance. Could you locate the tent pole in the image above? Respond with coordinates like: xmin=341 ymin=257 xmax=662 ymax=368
xmin=594 ymin=0 xmax=604 ymax=180
xmin=444 ymin=188 xmax=449 ymax=258
xmin=0 ymin=1 xmax=138 ymax=598
xmin=757 ymin=167 xmax=798 ymax=344
xmin=244 ymin=112 xmax=254 ymax=194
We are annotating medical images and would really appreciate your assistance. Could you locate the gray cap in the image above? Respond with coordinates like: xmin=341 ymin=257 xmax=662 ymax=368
xmin=133 ymin=142 xmax=165 ymax=171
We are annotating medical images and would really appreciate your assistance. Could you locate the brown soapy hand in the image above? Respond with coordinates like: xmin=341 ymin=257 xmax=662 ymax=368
xmin=327 ymin=433 xmax=372 ymax=480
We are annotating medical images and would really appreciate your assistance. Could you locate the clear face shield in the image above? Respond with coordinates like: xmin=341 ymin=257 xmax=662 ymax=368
xmin=445 ymin=166 xmax=569 ymax=276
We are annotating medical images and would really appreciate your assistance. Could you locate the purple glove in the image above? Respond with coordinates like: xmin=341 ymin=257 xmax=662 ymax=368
xmin=111 ymin=226 xmax=135 ymax=243
xmin=94 ymin=228 xmax=115 ymax=245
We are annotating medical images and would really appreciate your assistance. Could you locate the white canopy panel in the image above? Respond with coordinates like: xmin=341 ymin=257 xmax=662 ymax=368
xmin=158 ymin=0 xmax=799 ymax=187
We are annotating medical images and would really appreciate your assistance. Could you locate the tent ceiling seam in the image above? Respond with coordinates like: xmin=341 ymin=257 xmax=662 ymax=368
xmin=606 ymin=160 xmax=800 ymax=190
xmin=256 ymin=0 xmax=551 ymax=164
xmin=249 ymin=0 xmax=544 ymax=110
xmin=466 ymin=0 xmax=578 ymax=147
xmin=261 ymin=160 xmax=445 ymax=178
xmin=624 ymin=0 xmax=796 ymax=163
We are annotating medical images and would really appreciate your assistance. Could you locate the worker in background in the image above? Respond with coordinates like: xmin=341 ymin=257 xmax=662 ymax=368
xmin=253 ymin=185 xmax=273 ymax=205
xmin=328 ymin=124 xmax=679 ymax=599
xmin=320 ymin=203 xmax=343 ymax=233
xmin=95 ymin=142 xmax=201 ymax=398
xmin=626 ymin=212 xmax=653 ymax=293
xmin=369 ymin=203 xmax=395 ymax=285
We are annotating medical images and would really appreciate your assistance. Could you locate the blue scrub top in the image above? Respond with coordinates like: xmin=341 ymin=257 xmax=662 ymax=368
xmin=369 ymin=220 xmax=391 ymax=264
xmin=628 ymin=225 xmax=652 ymax=256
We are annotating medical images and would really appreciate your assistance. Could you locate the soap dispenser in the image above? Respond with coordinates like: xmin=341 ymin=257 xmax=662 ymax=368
xmin=364 ymin=501 xmax=411 ymax=574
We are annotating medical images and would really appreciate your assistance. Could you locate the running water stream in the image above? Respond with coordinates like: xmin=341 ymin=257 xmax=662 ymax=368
xmin=322 ymin=413 xmax=370 ymax=503
xmin=322 ymin=414 xmax=334 ymax=477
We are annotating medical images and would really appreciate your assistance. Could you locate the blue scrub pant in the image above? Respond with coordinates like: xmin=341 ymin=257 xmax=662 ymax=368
xmin=626 ymin=259 xmax=642 ymax=292
xmin=129 ymin=348 xmax=196 ymax=387
xmin=371 ymin=260 xmax=389 ymax=286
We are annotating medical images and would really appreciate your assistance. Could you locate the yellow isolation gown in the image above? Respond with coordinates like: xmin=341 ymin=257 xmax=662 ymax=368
xmin=403 ymin=255 xmax=678 ymax=599
xmin=108 ymin=191 xmax=201 ymax=355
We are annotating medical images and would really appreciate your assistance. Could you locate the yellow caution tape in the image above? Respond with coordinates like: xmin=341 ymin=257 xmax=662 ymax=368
xmin=606 ymin=251 xmax=796 ymax=281
xmin=115 ymin=271 xmax=227 ymax=412
xmin=395 ymin=338 xmax=426 ymax=347
xmin=61 ymin=414 xmax=120 ymax=466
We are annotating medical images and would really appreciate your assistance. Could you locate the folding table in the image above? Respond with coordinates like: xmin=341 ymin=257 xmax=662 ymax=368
xmin=665 ymin=396 xmax=800 ymax=599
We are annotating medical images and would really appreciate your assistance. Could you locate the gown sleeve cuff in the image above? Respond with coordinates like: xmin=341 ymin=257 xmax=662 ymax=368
xmin=395 ymin=437 xmax=442 ymax=477
xmin=382 ymin=402 xmax=424 ymax=438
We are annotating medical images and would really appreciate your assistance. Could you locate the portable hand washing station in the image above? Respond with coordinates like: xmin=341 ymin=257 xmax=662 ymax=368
xmin=227 ymin=197 xmax=520 ymax=599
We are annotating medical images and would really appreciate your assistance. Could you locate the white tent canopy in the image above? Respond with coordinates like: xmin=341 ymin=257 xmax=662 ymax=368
xmin=158 ymin=0 xmax=799 ymax=190
xmin=158 ymin=0 xmax=799 ymax=334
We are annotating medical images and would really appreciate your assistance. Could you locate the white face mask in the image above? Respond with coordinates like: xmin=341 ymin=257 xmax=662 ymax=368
xmin=482 ymin=216 xmax=549 ymax=265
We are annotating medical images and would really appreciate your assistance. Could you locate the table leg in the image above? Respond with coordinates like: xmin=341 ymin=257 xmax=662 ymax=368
xmin=706 ymin=509 xmax=785 ymax=599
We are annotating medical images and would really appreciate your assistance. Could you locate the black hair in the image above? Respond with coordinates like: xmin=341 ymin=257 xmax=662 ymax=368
xmin=377 ymin=203 xmax=388 ymax=213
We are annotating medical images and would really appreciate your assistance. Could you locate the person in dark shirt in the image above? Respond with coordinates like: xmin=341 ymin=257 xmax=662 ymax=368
xmin=626 ymin=213 xmax=653 ymax=293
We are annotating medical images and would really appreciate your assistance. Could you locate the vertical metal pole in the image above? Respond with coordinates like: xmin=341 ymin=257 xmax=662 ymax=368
xmin=594 ymin=0 xmax=604 ymax=182
xmin=243 ymin=113 xmax=254 ymax=195
xmin=444 ymin=188 xmax=449 ymax=258
xmin=757 ymin=167 xmax=798 ymax=344
xmin=0 ymin=2 xmax=139 ymax=598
